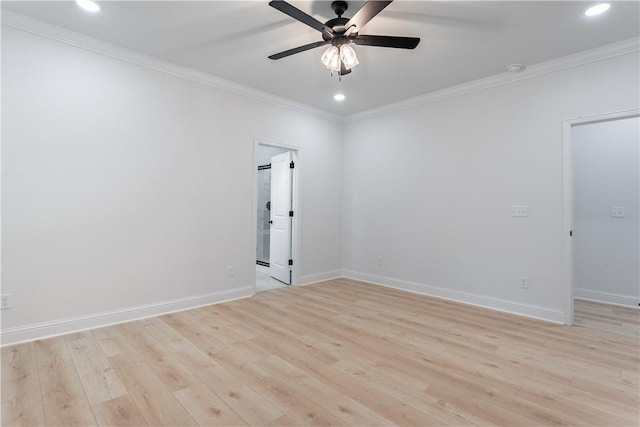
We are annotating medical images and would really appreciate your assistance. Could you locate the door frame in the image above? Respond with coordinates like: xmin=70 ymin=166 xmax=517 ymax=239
xmin=561 ymin=108 xmax=639 ymax=325
xmin=252 ymin=139 xmax=301 ymax=292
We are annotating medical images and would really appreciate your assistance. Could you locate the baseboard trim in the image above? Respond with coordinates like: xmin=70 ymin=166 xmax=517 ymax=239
xmin=574 ymin=288 xmax=639 ymax=309
xmin=298 ymin=270 xmax=344 ymax=286
xmin=343 ymin=270 xmax=565 ymax=324
xmin=1 ymin=287 xmax=254 ymax=347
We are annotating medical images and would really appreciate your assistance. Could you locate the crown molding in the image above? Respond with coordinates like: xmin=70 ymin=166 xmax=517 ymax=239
xmin=3 ymin=10 xmax=638 ymax=127
xmin=345 ymin=37 xmax=640 ymax=124
xmin=1 ymin=10 xmax=344 ymax=124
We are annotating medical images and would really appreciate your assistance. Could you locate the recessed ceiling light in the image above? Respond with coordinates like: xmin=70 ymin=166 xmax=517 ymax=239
xmin=76 ymin=0 xmax=100 ymax=13
xmin=584 ymin=3 xmax=611 ymax=17
xmin=334 ymin=94 xmax=346 ymax=102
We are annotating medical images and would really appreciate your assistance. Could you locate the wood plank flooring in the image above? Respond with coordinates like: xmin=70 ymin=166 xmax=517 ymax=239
xmin=2 ymin=279 xmax=639 ymax=426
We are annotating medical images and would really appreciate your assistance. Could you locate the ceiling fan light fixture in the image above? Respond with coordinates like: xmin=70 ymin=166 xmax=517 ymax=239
xmin=340 ymin=44 xmax=359 ymax=70
xmin=334 ymin=93 xmax=346 ymax=102
xmin=321 ymin=45 xmax=341 ymax=72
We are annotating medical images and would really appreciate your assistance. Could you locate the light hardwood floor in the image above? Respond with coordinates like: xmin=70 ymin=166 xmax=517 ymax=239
xmin=2 ymin=279 xmax=639 ymax=426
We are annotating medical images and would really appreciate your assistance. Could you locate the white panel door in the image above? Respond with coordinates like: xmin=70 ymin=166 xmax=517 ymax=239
xmin=269 ymin=152 xmax=292 ymax=284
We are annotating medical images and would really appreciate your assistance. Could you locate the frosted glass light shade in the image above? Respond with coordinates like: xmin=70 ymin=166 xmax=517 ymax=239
xmin=340 ymin=44 xmax=359 ymax=70
xmin=321 ymin=46 xmax=341 ymax=72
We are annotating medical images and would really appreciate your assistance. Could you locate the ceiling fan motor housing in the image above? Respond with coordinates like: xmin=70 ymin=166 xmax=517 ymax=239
xmin=324 ymin=1 xmax=351 ymax=40
xmin=322 ymin=17 xmax=350 ymax=40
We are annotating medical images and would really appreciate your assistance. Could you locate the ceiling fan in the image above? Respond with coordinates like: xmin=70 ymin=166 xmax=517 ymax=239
xmin=268 ymin=0 xmax=420 ymax=76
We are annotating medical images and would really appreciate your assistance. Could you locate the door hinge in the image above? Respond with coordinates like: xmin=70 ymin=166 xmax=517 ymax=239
xmin=290 ymin=161 xmax=295 ymax=169
xmin=289 ymin=210 xmax=294 ymax=217
xmin=288 ymin=259 xmax=293 ymax=266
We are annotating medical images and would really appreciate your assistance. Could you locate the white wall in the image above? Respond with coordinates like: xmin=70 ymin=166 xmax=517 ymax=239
xmin=343 ymin=51 xmax=640 ymax=322
xmin=573 ymin=117 xmax=639 ymax=307
xmin=1 ymin=26 xmax=343 ymax=343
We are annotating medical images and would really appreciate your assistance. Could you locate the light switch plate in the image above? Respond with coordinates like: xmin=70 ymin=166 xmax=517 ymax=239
xmin=611 ymin=207 xmax=625 ymax=218
xmin=511 ymin=205 xmax=529 ymax=217
xmin=1 ymin=294 xmax=11 ymax=309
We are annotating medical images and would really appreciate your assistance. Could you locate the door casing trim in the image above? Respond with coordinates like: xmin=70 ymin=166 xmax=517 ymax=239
xmin=561 ymin=108 xmax=639 ymax=324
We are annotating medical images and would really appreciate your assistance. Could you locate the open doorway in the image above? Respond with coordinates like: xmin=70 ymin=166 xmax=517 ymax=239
xmin=563 ymin=110 xmax=640 ymax=324
xmin=253 ymin=142 xmax=299 ymax=292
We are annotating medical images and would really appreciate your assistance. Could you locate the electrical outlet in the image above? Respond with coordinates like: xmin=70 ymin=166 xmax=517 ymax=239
xmin=376 ymin=256 xmax=382 ymax=266
xmin=519 ymin=276 xmax=529 ymax=289
xmin=227 ymin=266 xmax=234 ymax=277
xmin=1 ymin=294 xmax=12 ymax=309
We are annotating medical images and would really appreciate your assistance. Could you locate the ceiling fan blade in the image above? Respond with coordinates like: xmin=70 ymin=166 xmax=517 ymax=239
xmin=344 ymin=1 xmax=393 ymax=34
xmin=269 ymin=1 xmax=334 ymax=38
xmin=353 ymin=35 xmax=420 ymax=49
xmin=268 ymin=39 xmax=332 ymax=60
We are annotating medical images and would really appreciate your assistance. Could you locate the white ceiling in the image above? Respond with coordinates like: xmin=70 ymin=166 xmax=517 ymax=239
xmin=2 ymin=1 xmax=639 ymax=115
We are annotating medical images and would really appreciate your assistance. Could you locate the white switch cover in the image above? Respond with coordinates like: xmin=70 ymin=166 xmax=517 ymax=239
xmin=511 ymin=205 xmax=529 ymax=217
xmin=611 ymin=207 xmax=625 ymax=218
xmin=1 ymin=294 xmax=11 ymax=309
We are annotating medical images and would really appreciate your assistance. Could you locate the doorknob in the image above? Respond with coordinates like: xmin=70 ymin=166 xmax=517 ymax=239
xmin=269 ymin=220 xmax=273 ymax=224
